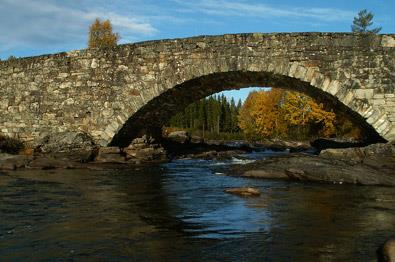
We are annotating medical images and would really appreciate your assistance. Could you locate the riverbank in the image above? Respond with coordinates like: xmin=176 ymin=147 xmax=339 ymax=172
xmin=1 ymin=131 xmax=394 ymax=188
xmin=228 ymin=142 xmax=395 ymax=186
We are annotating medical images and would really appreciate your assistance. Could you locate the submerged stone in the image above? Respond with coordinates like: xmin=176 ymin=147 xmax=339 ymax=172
xmin=224 ymin=187 xmax=261 ymax=197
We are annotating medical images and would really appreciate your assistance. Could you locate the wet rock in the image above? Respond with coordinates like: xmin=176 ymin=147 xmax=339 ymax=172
xmin=230 ymin=150 xmax=395 ymax=186
xmin=310 ymin=138 xmax=368 ymax=151
xmin=224 ymin=187 xmax=261 ymax=197
xmin=320 ymin=142 xmax=395 ymax=164
xmin=242 ymin=169 xmax=288 ymax=179
xmin=123 ymin=135 xmax=167 ymax=163
xmin=377 ymin=236 xmax=395 ymax=262
xmin=190 ymin=150 xmax=244 ymax=160
xmin=135 ymin=147 xmax=166 ymax=161
xmin=94 ymin=147 xmax=125 ymax=163
xmin=166 ymin=131 xmax=191 ymax=144
xmin=190 ymin=135 xmax=203 ymax=144
xmin=319 ymin=147 xmax=365 ymax=162
xmin=28 ymin=157 xmax=75 ymax=169
xmin=284 ymin=168 xmax=306 ymax=180
xmin=0 ymin=154 xmax=31 ymax=170
xmin=254 ymin=139 xmax=311 ymax=152
xmin=124 ymin=145 xmax=167 ymax=163
xmin=36 ymin=131 xmax=96 ymax=162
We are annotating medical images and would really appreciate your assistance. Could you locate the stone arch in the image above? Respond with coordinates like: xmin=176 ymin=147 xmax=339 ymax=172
xmin=108 ymin=64 xmax=387 ymax=147
xmin=1 ymin=33 xmax=393 ymax=146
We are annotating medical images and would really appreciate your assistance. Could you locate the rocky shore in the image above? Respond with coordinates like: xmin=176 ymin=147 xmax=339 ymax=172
xmin=0 ymin=132 xmax=168 ymax=171
xmin=228 ymin=142 xmax=395 ymax=186
xmin=0 ymin=131 xmax=253 ymax=170
xmin=1 ymin=130 xmax=394 ymax=188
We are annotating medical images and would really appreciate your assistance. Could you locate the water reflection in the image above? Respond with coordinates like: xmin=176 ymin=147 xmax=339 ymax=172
xmin=0 ymin=156 xmax=394 ymax=261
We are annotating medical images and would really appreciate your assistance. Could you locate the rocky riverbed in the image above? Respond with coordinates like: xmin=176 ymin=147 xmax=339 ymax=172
xmin=228 ymin=142 xmax=395 ymax=186
xmin=0 ymin=132 xmax=168 ymax=170
xmin=1 ymin=130 xmax=394 ymax=188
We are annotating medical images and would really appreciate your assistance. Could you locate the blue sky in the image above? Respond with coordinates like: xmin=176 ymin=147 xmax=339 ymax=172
xmin=1 ymin=0 xmax=393 ymax=100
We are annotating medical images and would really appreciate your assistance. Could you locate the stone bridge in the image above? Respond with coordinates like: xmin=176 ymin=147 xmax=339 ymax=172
xmin=0 ymin=33 xmax=394 ymax=147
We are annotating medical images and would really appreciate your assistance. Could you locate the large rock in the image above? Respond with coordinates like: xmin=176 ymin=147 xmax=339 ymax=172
xmin=320 ymin=142 xmax=395 ymax=162
xmin=0 ymin=154 xmax=31 ymax=170
xmin=243 ymin=169 xmax=289 ymax=179
xmin=36 ymin=131 xmax=96 ymax=162
xmin=94 ymin=147 xmax=126 ymax=163
xmin=166 ymin=131 xmax=191 ymax=144
xmin=190 ymin=150 xmax=244 ymax=160
xmin=123 ymin=135 xmax=167 ymax=163
xmin=224 ymin=187 xmax=261 ymax=197
xmin=319 ymin=147 xmax=366 ymax=162
xmin=124 ymin=145 xmax=167 ymax=163
xmin=230 ymin=149 xmax=395 ymax=186
xmin=255 ymin=139 xmax=311 ymax=152
xmin=28 ymin=157 xmax=76 ymax=169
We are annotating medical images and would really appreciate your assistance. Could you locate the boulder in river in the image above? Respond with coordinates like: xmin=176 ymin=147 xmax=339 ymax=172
xmin=94 ymin=147 xmax=126 ymax=163
xmin=28 ymin=156 xmax=77 ymax=169
xmin=124 ymin=136 xmax=167 ymax=163
xmin=224 ymin=187 xmax=261 ymax=197
xmin=0 ymin=154 xmax=31 ymax=170
xmin=166 ymin=131 xmax=191 ymax=144
xmin=36 ymin=131 xmax=96 ymax=162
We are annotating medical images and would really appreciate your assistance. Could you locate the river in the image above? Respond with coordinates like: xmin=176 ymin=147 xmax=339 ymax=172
xmin=0 ymin=149 xmax=394 ymax=261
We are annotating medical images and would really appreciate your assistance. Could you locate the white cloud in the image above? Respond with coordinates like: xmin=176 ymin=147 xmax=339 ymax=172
xmin=0 ymin=0 xmax=157 ymax=56
xmin=0 ymin=0 xmax=364 ymax=58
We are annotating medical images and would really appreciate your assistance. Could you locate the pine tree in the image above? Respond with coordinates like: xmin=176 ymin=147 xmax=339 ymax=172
xmin=351 ymin=9 xmax=381 ymax=34
xmin=167 ymin=94 xmax=243 ymax=138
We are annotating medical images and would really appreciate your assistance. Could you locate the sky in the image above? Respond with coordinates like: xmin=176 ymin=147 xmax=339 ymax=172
xmin=1 ymin=0 xmax=393 ymax=101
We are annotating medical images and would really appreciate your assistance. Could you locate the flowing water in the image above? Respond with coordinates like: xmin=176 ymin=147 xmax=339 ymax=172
xmin=0 ymin=150 xmax=394 ymax=261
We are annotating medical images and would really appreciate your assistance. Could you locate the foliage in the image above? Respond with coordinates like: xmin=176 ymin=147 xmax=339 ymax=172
xmin=238 ymin=89 xmax=337 ymax=140
xmin=168 ymin=95 xmax=242 ymax=139
xmin=239 ymin=89 xmax=288 ymax=138
xmin=351 ymin=9 xmax=381 ymax=34
xmin=88 ymin=18 xmax=120 ymax=49
xmin=0 ymin=135 xmax=24 ymax=154
xmin=168 ymin=89 xmax=362 ymax=142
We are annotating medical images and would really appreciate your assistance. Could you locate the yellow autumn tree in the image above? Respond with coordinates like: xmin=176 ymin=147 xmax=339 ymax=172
xmin=238 ymin=89 xmax=337 ymax=140
xmin=306 ymin=99 xmax=336 ymax=137
xmin=238 ymin=89 xmax=288 ymax=139
xmin=238 ymin=91 xmax=260 ymax=139
xmin=281 ymin=91 xmax=336 ymax=137
xmin=88 ymin=18 xmax=120 ymax=49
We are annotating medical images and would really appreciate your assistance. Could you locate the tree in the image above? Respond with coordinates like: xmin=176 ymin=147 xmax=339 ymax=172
xmin=88 ymin=18 xmax=120 ymax=49
xmin=238 ymin=89 xmax=288 ymax=139
xmin=280 ymin=91 xmax=336 ymax=138
xmin=238 ymin=89 xmax=337 ymax=140
xmin=351 ymin=9 xmax=381 ymax=34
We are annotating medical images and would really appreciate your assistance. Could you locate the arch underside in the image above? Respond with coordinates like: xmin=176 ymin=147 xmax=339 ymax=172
xmin=110 ymin=71 xmax=385 ymax=147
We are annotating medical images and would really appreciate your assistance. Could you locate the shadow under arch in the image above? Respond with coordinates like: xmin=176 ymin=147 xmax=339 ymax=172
xmin=109 ymin=71 xmax=385 ymax=147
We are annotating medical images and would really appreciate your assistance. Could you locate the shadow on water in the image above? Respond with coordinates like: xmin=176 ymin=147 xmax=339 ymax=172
xmin=0 ymin=155 xmax=394 ymax=261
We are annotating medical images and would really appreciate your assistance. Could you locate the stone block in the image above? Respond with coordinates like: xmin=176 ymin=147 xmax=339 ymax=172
xmin=355 ymin=89 xmax=374 ymax=99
